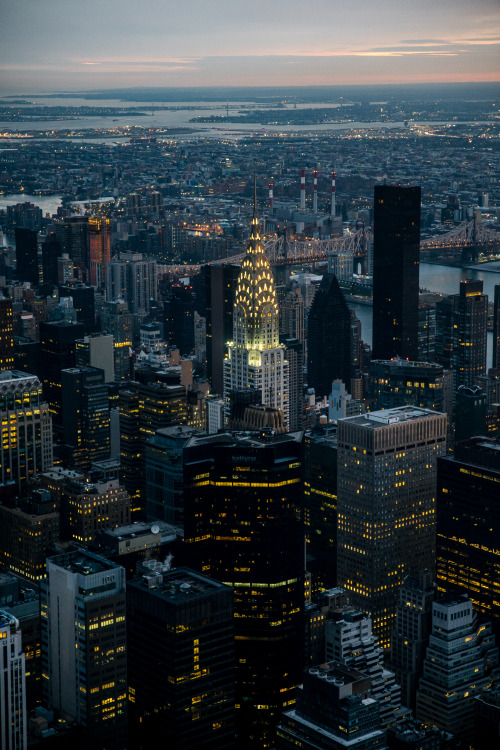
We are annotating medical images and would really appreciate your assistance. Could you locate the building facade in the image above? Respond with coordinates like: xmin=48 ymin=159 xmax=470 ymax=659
xmin=0 ymin=611 xmax=27 ymax=750
xmin=0 ymin=370 xmax=53 ymax=491
xmin=127 ymin=567 xmax=235 ymax=749
xmin=372 ymin=185 xmax=420 ymax=361
xmin=337 ymin=407 xmax=447 ymax=647
xmin=41 ymin=551 xmax=127 ymax=750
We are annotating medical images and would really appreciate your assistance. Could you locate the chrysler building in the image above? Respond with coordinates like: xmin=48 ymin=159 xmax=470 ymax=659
xmin=223 ymin=211 xmax=289 ymax=428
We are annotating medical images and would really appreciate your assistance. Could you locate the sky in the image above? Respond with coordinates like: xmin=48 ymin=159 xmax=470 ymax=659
xmin=1 ymin=0 xmax=499 ymax=92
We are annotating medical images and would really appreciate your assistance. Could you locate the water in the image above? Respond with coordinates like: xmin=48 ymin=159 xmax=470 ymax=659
xmin=0 ymin=95 xmax=491 ymax=138
xmin=0 ymin=193 xmax=63 ymax=215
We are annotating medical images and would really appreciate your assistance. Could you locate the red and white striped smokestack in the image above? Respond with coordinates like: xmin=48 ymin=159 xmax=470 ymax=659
xmin=300 ymin=169 xmax=306 ymax=210
xmin=313 ymin=170 xmax=318 ymax=214
xmin=269 ymin=181 xmax=274 ymax=211
xmin=331 ymin=171 xmax=336 ymax=217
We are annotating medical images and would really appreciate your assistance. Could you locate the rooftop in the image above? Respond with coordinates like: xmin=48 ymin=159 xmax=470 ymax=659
xmin=48 ymin=549 xmax=120 ymax=576
xmin=343 ymin=405 xmax=443 ymax=427
xmin=131 ymin=567 xmax=229 ymax=603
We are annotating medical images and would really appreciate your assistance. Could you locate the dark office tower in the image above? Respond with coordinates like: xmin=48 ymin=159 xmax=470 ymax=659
xmin=436 ymin=281 xmax=488 ymax=390
xmin=184 ymin=431 xmax=304 ymax=749
xmin=0 ymin=294 xmax=14 ymax=371
xmin=276 ymin=663 xmax=387 ymax=750
xmin=89 ymin=216 xmax=110 ymax=287
xmin=280 ymin=288 xmax=305 ymax=346
xmin=41 ymin=232 xmax=60 ymax=286
xmin=127 ymin=568 xmax=235 ymax=750
xmin=435 ymin=297 xmax=453 ymax=370
xmin=283 ymin=337 xmax=304 ymax=431
xmin=453 ymin=280 xmax=488 ymax=388
xmin=41 ymin=551 xmax=127 ymax=750
xmin=303 ymin=425 xmax=338 ymax=595
xmin=119 ymin=382 xmax=188 ymax=512
xmin=337 ymin=407 xmax=447 ymax=648
xmin=372 ymin=185 xmax=420 ymax=361
xmin=437 ymin=436 xmax=500 ymax=635
xmin=61 ymin=367 xmax=110 ymax=469
xmin=101 ymin=299 xmax=133 ymax=381
xmin=164 ymin=282 xmax=196 ymax=355
xmin=454 ymin=384 xmax=487 ymax=443
xmin=202 ymin=264 xmax=240 ymax=395
xmin=39 ymin=320 xmax=84 ymax=423
xmin=418 ymin=303 xmax=436 ymax=363
xmin=493 ymin=284 xmax=500 ymax=369
xmin=390 ymin=571 xmax=435 ymax=712
xmin=55 ymin=216 xmax=89 ymax=268
xmin=307 ymin=273 xmax=352 ymax=399
xmin=145 ymin=425 xmax=200 ymax=526
xmin=369 ymin=359 xmax=447 ymax=413
xmin=59 ymin=282 xmax=95 ymax=333
xmin=15 ymin=227 xmax=39 ymax=286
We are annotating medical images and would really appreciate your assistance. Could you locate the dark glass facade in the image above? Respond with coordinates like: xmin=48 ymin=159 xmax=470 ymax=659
xmin=372 ymin=185 xmax=420 ymax=361
xmin=127 ymin=568 xmax=235 ymax=750
xmin=307 ymin=273 xmax=352 ymax=399
xmin=436 ymin=437 xmax=500 ymax=635
xmin=184 ymin=431 xmax=305 ymax=749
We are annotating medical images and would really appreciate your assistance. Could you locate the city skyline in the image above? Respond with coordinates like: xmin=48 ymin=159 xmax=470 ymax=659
xmin=1 ymin=0 xmax=499 ymax=92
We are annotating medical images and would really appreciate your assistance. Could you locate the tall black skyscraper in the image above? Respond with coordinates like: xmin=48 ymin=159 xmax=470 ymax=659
xmin=15 ymin=227 xmax=39 ymax=286
xmin=127 ymin=568 xmax=235 ymax=749
xmin=184 ymin=431 xmax=304 ymax=749
xmin=372 ymin=185 xmax=420 ymax=361
xmin=307 ymin=273 xmax=352 ymax=399
xmin=493 ymin=284 xmax=500 ymax=370
xmin=202 ymin=264 xmax=240 ymax=395
xmin=41 ymin=232 xmax=61 ymax=286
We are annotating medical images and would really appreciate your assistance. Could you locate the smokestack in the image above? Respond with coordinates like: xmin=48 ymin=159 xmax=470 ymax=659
xmin=269 ymin=180 xmax=274 ymax=211
xmin=300 ymin=169 xmax=306 ymax=210
xmin=313 ymin=170 xmax=318 ymax=214
xmin=331 ymin=171 xmax=336 ymax=217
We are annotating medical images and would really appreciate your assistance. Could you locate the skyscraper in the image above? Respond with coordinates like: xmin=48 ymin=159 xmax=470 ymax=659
xmin=493 ymin=284 xmax=500 ymax=370
xmin=325 ymin=607 xmax=405 ymax=727
xmin=307 ymin=273 xmax=352 ymax=400
xmin=337 ymin=406 xmax=447 ymax=647
xmin=0 ymin=294 xmax=14 ymax=372
xmin=127 ymin=567 xmax=235 ymax=749
xmin=0 ymin=611 xmax=27 ymax=750
xmin=372 ymin=185 xmax=420 ymax=361
xmin=39 ymin=320 xmax=85 ymax=423
xmin=88 ymin=216 xmax=110 ymax=287
xmin=41 ymin=232 xmax=60 ymax=287
xmin=100 ymin=299 xmax=133 ymax=381
xmin=202 ymin=263 xmax=240 ymax=395
xmin=416 ymin=593 xmax=499 ymax=743
xmin=369 ymin=359 xmax=447 ymax=413
xmin=15 ymin=227 xmax=39 ymax=286
xmin=41 ymin=550 xmax=127 ymax=750
xmin=223 ymin=212 xmax=289 ymax=428
xmin=390 ymin=571 xmax=435 ymax=712
xmin=61 ymin=366 xmax=110 ymax=468
xmin=184 ymin=430 xmax=304 ymax=748
xmin=435 ymin=280 xmax=488 ymax=390
xmin=437 ymin=436 xmax=500 ymax=635
xmin=55 ymin=216 xmax=89 ymax=269
xmin=0 ymin=371 xmax=53 ymax=492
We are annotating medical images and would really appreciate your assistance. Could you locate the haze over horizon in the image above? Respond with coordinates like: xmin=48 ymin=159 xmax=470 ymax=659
xmin=2 ymin=0 xmax=499 ymax=94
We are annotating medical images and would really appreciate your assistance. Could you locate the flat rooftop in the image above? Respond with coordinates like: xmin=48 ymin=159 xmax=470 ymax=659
xmin=131 ymin=567 xmax=229 ymax=604
xmin=48 ymin=550 xmax=119 ymax=576
xmin=344 ymin=405 xmax=442 ymax=428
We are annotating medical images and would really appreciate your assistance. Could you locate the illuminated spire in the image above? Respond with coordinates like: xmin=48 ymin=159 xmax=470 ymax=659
xmin=234 ymin=203 xmax=279 ymax=351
